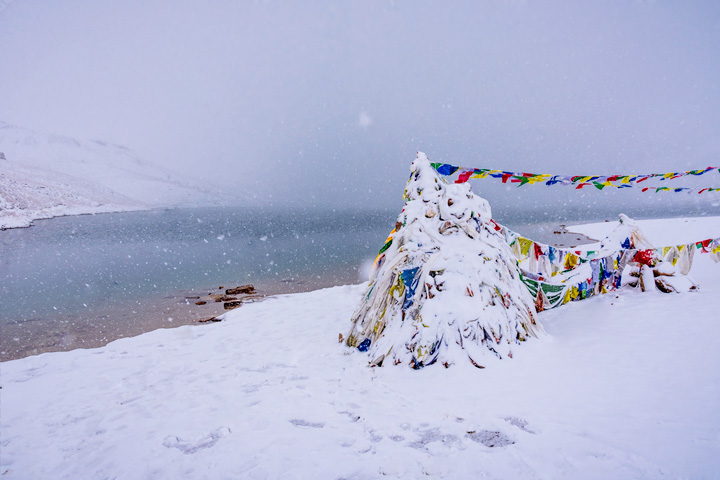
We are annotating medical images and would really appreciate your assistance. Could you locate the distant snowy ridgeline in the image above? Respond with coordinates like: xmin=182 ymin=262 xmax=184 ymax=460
xmin=0 ymin=121 xmax=223 ymax=229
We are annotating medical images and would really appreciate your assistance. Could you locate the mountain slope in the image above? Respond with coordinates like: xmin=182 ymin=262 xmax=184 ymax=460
xmin=0 ymin=121 xmax=226 ymax=228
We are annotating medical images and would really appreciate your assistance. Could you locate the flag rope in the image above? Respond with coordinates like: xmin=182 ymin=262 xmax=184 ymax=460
xmin=486 ymin=219 xmax=720 ymax=309
xmin=430 ymin=162 xmax=720 ymax=193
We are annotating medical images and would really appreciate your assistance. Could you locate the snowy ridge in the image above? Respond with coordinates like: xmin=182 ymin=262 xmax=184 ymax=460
xmin=0 ymin=121 xmax=227 ymax=229
xmin=0 ymin=161 xmax=145 ymax=229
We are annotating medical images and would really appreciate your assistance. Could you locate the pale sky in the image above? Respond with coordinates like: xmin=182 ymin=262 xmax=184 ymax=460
xmin=1 ymin=1 xmax=719 ymax=214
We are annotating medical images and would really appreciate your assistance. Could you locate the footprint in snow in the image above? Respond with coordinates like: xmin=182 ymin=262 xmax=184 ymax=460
xmin=504 ymin=416 xmax=536 ymax=434
xmin=289 ymin=419 xmax=324 ymax=428
xmin=408 ymin=428 xmax=460 ymax=450
xmin=466 ymin=430 xmax=514 ymax=448
xmin=163 ymin=427 xmax=231 ymax=454
xmin=338 ymin=411 xmax=361 ymax=422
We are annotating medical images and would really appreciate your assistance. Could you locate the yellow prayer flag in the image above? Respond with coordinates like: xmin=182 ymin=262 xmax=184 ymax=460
xmin=518 ymin=238 xmax=533 ymax=258
xmin=563 ymin=253 xmax=580 ymax=270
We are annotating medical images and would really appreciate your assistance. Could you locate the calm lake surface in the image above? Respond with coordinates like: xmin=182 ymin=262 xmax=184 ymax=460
xmin=1 ymin=204 xmax=714 ymax=360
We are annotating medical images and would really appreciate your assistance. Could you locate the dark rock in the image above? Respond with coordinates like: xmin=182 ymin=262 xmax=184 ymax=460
xmin=226 ymin=285 xmax=256 ymax=295
xmin=211 ymin=294 xmax=237 ymax=302
xmin=655 ymin=278 xmax=675 ymax=293
xmin=195 ymin=301 xmax=207 ymax=305
xmin=224 ymin=301 xmax=242 ymax=310
xmin=198 ymin=317 xmax=221 ymax=323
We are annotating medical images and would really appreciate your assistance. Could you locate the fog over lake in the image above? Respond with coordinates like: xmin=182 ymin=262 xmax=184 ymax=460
xmin=1 ymin=1 xmax=719 ymax=215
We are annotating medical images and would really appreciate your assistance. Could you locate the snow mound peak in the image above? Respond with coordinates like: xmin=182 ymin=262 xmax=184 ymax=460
xmin=346 ymin=152 xmax=543 ymax=369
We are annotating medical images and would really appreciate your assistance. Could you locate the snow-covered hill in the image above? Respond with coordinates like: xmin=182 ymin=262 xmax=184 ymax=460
xmin=0 ymin=121 xmax=226 ymax=229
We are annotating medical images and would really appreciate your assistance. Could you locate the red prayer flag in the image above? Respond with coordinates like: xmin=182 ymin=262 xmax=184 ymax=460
xmin=455 ymin=170 xmax=473 ymax=183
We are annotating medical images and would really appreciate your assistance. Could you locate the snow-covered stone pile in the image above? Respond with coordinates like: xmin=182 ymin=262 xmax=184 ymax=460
xmin=613 ymin=216 xmax=699 ymax=294
xmin=512 ymin=213 xmax=699 ymax=310
xmin=345 ymin=153 xmax=544 ymax=369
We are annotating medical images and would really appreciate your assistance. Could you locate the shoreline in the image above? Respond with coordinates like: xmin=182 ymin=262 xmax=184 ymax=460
xmin=0 ymin=203 xmax=229 ymax=231
xmin=0 ymin=203 xmax=149 ymax=231
xmin=5 ymin=213 xmax=716 ymax=363
xmin=0 ymin=270 xmax=366 ymax=362
xmin=0 ymin=225 xmax=598 ymax=362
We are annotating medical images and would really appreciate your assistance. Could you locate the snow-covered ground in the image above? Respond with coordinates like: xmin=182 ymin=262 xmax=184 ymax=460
xmin=1 ymin=217 xmax=719 ymax=479
xmin=0 ymin=121 xmax=225 ymax=229
xmin=570 ymin=215 xmax=720 ymax=246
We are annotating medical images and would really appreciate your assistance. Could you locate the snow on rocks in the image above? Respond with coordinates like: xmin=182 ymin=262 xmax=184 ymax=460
xmin=513 ymin=213 xmax=701 ymax=305
xmin=566 ymin=214 xmax=702 ymax=294
xmin=345 ymin=152 xmax=543 ymax=368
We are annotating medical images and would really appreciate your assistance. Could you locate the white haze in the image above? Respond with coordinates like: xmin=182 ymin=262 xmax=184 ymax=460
xmin=1 ymin=1 xmax=719 ymax=214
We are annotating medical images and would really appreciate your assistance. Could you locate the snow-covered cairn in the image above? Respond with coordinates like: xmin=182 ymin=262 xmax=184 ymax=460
xmin=511 ymin=213 xmax=698 ymax=310
xmin=345 ymin=153 xmax=543 ymax=368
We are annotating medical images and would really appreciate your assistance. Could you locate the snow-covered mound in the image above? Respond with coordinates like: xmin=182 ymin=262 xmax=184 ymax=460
xmin=346 ymin=153 xmax=543 ymax=368
xmin=0 ymin=121 xmax=225 ymax=229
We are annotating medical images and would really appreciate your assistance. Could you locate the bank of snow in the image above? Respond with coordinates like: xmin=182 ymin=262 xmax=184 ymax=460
xmin=570 ymin=215 xmax=720 ymax=245
xmin=1 ymin=217 xmax=719 ymax=479
xmin=0 ymin=121 xmax=224 ymax=229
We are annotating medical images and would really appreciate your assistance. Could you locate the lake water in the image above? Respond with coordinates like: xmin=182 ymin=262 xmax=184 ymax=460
xmin=0 ymin=207 xmax=403 ymax=359
xmin=1 ymin=203 xmax=714 ymax=360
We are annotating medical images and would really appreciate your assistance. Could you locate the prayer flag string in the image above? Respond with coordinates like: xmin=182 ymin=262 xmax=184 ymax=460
xmin=430 ymin=162 xmax=720 ymax=193
xmin=485 ymin=218 xmax=720 ymax=309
